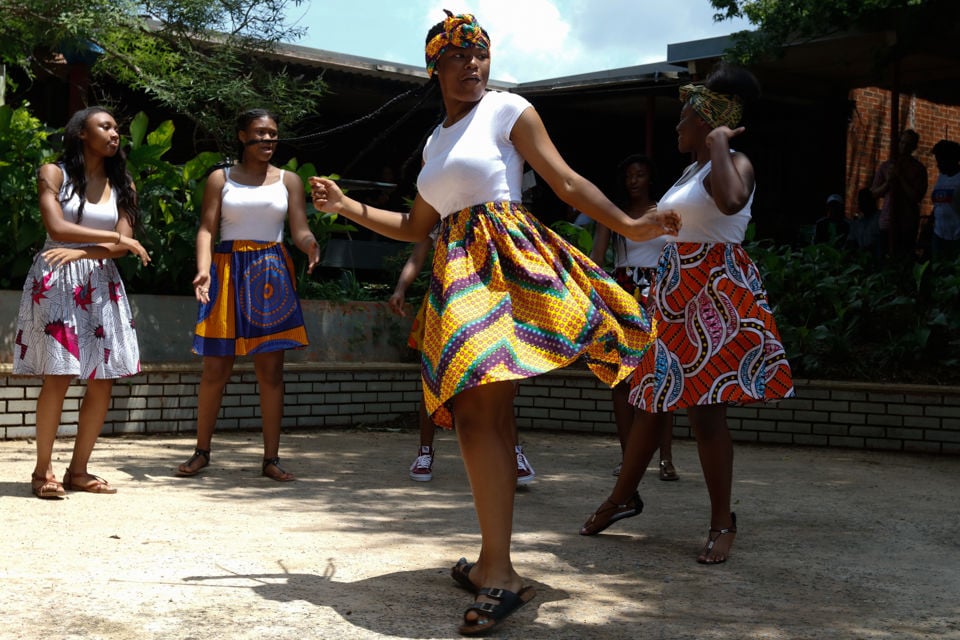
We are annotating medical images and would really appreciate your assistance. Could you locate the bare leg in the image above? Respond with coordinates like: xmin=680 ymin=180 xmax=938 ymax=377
xmin=254 ymin=350 xmax=293 ymax=481
xmin=453 ymin=381 xmax=526 ymax=624
xmin=33 ymin=375 xmax=71 ymax=483
xmin=689 ymin=404 xmax=737 ymax=563
xmin=177 ymin=355 xmax=234 ymax=474
xmin=67 ymin=379 xmax=114 ymax=476
xmin=580 ymin=409 xmax=661 ymax=535
xmin=611 ymin=381 xmax=634 ymax=454
xmin=417 ymin=400 xmax=435 ymax=447
xmin=656 ymin=412 xmax=678 ymax=480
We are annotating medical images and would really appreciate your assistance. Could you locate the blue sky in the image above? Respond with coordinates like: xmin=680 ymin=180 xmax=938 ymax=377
xmin=286 ymin=0 xmax=751 ymax=83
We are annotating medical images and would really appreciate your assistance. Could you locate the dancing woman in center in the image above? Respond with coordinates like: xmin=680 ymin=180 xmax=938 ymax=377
xmin=311 ymin=12 xmax=679 ymax=636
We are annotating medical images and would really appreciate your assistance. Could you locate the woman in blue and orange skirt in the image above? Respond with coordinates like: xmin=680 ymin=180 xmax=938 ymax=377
xmin=580 ymin=63 xmax=795 ymax=565
xmin=176 ymin=109 xmax=320 ymax=482
xmin=310 ymin=11 xmax=680 ymax=635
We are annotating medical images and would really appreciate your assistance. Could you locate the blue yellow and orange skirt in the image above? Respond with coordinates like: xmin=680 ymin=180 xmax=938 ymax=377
xmin=193 ymin=240 xmax=308 ymax=357
xmin=420 ymin=201 xmax=656 ymax=427
xmin=628 ymin=242 xmax=794 ymax=411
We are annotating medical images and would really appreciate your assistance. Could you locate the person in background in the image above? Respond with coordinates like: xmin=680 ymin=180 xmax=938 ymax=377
xmin=176 ymin=108 xmax=320 ymax=482
xmin=16 ymin=107 xmax=151 ymax=498
xmin=846 ymin=187 xmax=881 ymax=263
xmin=871 ymin=129 xmax=928 ymax=260
xmin=310 ymin=11 xmax=679 ymax=634
xmin=590 ymin=154 xmax=677 ymax=481
xmin=580 ymin=64 xmax=794 ymax=566
xmin=389 ymin=235 xmax=535 ymax=485
xmin=929 ymin=139 xmax=960 ymax=262
xmin=814 ymin=193 xmax=850 ymax=247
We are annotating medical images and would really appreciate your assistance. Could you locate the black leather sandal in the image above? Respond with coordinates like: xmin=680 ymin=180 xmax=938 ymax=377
xmin=697 ymin=512 xmax=738 ymax=564
xmin=262 ymin=457 xmax=295 ymax=482
xmin=176 ymin=448 xmax=210 ymax=477
xmin=459 ymin=586 xmax=536 ymax=636
xmin=579 ymin=491 xmax=643 ymax=536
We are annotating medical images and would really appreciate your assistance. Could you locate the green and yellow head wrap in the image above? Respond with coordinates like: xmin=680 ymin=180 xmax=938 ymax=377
xmin=679 ymin=84 xmax=743 ymax=129
xmin=425 ymin=10 xmax=490 ymax=78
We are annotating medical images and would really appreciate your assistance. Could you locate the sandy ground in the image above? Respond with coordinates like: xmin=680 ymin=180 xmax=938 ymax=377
xmin=1 ymin=427 xmax=959 ymax=640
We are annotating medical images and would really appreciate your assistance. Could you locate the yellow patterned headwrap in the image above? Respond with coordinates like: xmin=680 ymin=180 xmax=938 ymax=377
xmin=679 ymin=84 xmax=743 ymax=129
xmin=425 ymin=10 xmax=490 ymax=78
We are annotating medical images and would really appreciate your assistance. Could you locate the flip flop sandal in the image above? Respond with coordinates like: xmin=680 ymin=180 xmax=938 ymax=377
xmin=176 ymin=448 xmax=210 ymax=477
xmin=697 ymin=512 xmax=738 ymax=564
xmin=458 ymin=586 xmax=536 ymax=636
xmin=451 ymin=557 xmax=479 ymax=594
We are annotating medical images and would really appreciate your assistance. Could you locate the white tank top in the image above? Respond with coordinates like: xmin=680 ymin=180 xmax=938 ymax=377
xmin=616 ymin=235 xmax=667 ymax=269
xmin=49 ymin=163 xmax=119 ymax=248
xmin=219 ymin=167 xmax=288 ymax=242
xmin=659 ymin=159 xmax=753 ymax=243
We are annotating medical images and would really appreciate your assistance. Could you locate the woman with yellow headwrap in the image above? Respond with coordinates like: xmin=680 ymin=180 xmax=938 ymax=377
xmin=311 ymin=9 xmax=681 ymax=636
xmin=581 ymin=63 xmax=795 ymax=566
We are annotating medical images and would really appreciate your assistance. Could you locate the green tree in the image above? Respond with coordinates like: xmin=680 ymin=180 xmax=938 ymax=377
xmin=710 ymin=0 xmax=954 ymax=66
xmin=0 ymin=0 xmax=325 ymax=152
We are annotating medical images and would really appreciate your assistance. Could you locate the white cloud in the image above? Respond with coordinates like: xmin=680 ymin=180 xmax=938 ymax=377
xmin=292 ymin=0 xmax=750 ymax=83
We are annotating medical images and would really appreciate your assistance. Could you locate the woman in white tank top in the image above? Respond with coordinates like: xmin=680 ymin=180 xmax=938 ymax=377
xmin=176 ymin=109 xmax=320 ymax=482
xmin=590 ymin=154 xmax=678 ymax=481
xmin=582 ymin=65 xmax=795 ymax=566
xmin=16 ymin=107 xmax=151 ymax=498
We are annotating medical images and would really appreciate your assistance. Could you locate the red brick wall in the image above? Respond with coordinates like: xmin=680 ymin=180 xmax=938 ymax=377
xmin=846 ymin=87 xmax=960 ymax=218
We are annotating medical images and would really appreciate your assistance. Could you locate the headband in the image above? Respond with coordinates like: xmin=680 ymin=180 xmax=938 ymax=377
xmin=679 ymin=84 xmax=743 ymax=130
xmin=425 ymin=10 xmax=490 ymax=78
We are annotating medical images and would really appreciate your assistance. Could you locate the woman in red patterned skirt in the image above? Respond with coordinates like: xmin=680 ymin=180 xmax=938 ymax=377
xmin=580 ymin=64 xmax=794 ymax=565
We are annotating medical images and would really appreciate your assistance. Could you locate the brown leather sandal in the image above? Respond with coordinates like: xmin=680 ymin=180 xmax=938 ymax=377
xmin=62 ymin=469 xmax=117 ymax=494
xmin=579 ymin=491 xmax=643 ymax=536
xmin=31 ymin=473 xmax=65 ymax=499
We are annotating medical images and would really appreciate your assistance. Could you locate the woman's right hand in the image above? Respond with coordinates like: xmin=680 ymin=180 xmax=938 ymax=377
xmin=192 ymin=272 xmax=211 ymax=304
xmin=308 ymin=177 xmax=345 ymax=214
xmin=622 ymin=208 xmax=681 ymax=242
xmin=118 ymin=235 xmax=151 ymax=266
xmin=388 ymin=291 xmax=406 ymax=317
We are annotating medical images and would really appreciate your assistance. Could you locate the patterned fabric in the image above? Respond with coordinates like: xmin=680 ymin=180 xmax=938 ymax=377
xmin=679 ymin=84 xmax=743 ymax=130
xmin=421 ymin=201 xmax=656 ymax=427
xmin=193 ymin=240 xmax=308 ymax=357
xmin=613 ymin=266 xmax=657 ymax=307
xmin=425 ymin=10 xmax=490 ymax=77
xmin=14 ymin=249 xmax=140 ymax=379
xmin=407 ymin=296 xmax=428 ymax=351
xmin=629 ymin=242 xmax=794 ymax=411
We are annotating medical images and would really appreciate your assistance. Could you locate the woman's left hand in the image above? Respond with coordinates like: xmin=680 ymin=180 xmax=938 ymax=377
xmin=705 ymin=125 xmax=745 ymax=149
xmin=41 ymin=247 xmax=85 ymax=267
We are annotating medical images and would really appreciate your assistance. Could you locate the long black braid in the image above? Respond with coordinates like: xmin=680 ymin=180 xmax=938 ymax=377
xmin=59 ymin=107 xmax=139 ymax=227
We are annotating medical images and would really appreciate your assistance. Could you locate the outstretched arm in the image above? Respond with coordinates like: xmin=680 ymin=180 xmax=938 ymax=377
xmin=509 ymin=109 xmax=679 ymax=242
xmin=309 ymin=177 xmax=440 ymax=243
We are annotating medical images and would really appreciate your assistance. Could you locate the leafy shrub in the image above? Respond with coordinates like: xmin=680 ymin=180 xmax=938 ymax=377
xmin=0 ymin=104 xmax=57 ymax=289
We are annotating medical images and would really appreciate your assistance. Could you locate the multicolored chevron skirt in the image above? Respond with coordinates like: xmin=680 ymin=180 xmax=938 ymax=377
xmin=628 ymin=242 xmax=794 ymax=410
xmin=193 ymin=240 xmax=308 ymax=357
xmin=420 ymin=201 xmax=656 ymax=427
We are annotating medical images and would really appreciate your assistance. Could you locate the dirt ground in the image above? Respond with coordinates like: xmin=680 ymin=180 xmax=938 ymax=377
xmin=2 ymin=427 xmax=958 ymax=640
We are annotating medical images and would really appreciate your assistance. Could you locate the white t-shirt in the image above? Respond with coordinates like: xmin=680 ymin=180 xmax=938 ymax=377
xmin=219 ymin=167 xmax=288 ymax=243
xmin=659 ymin=159 xmax=753 ymax=243
xmin=931 ymin=171 xmax=960 ymax=241
xmin=417 ymin=91 xmax=532 ymax=218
